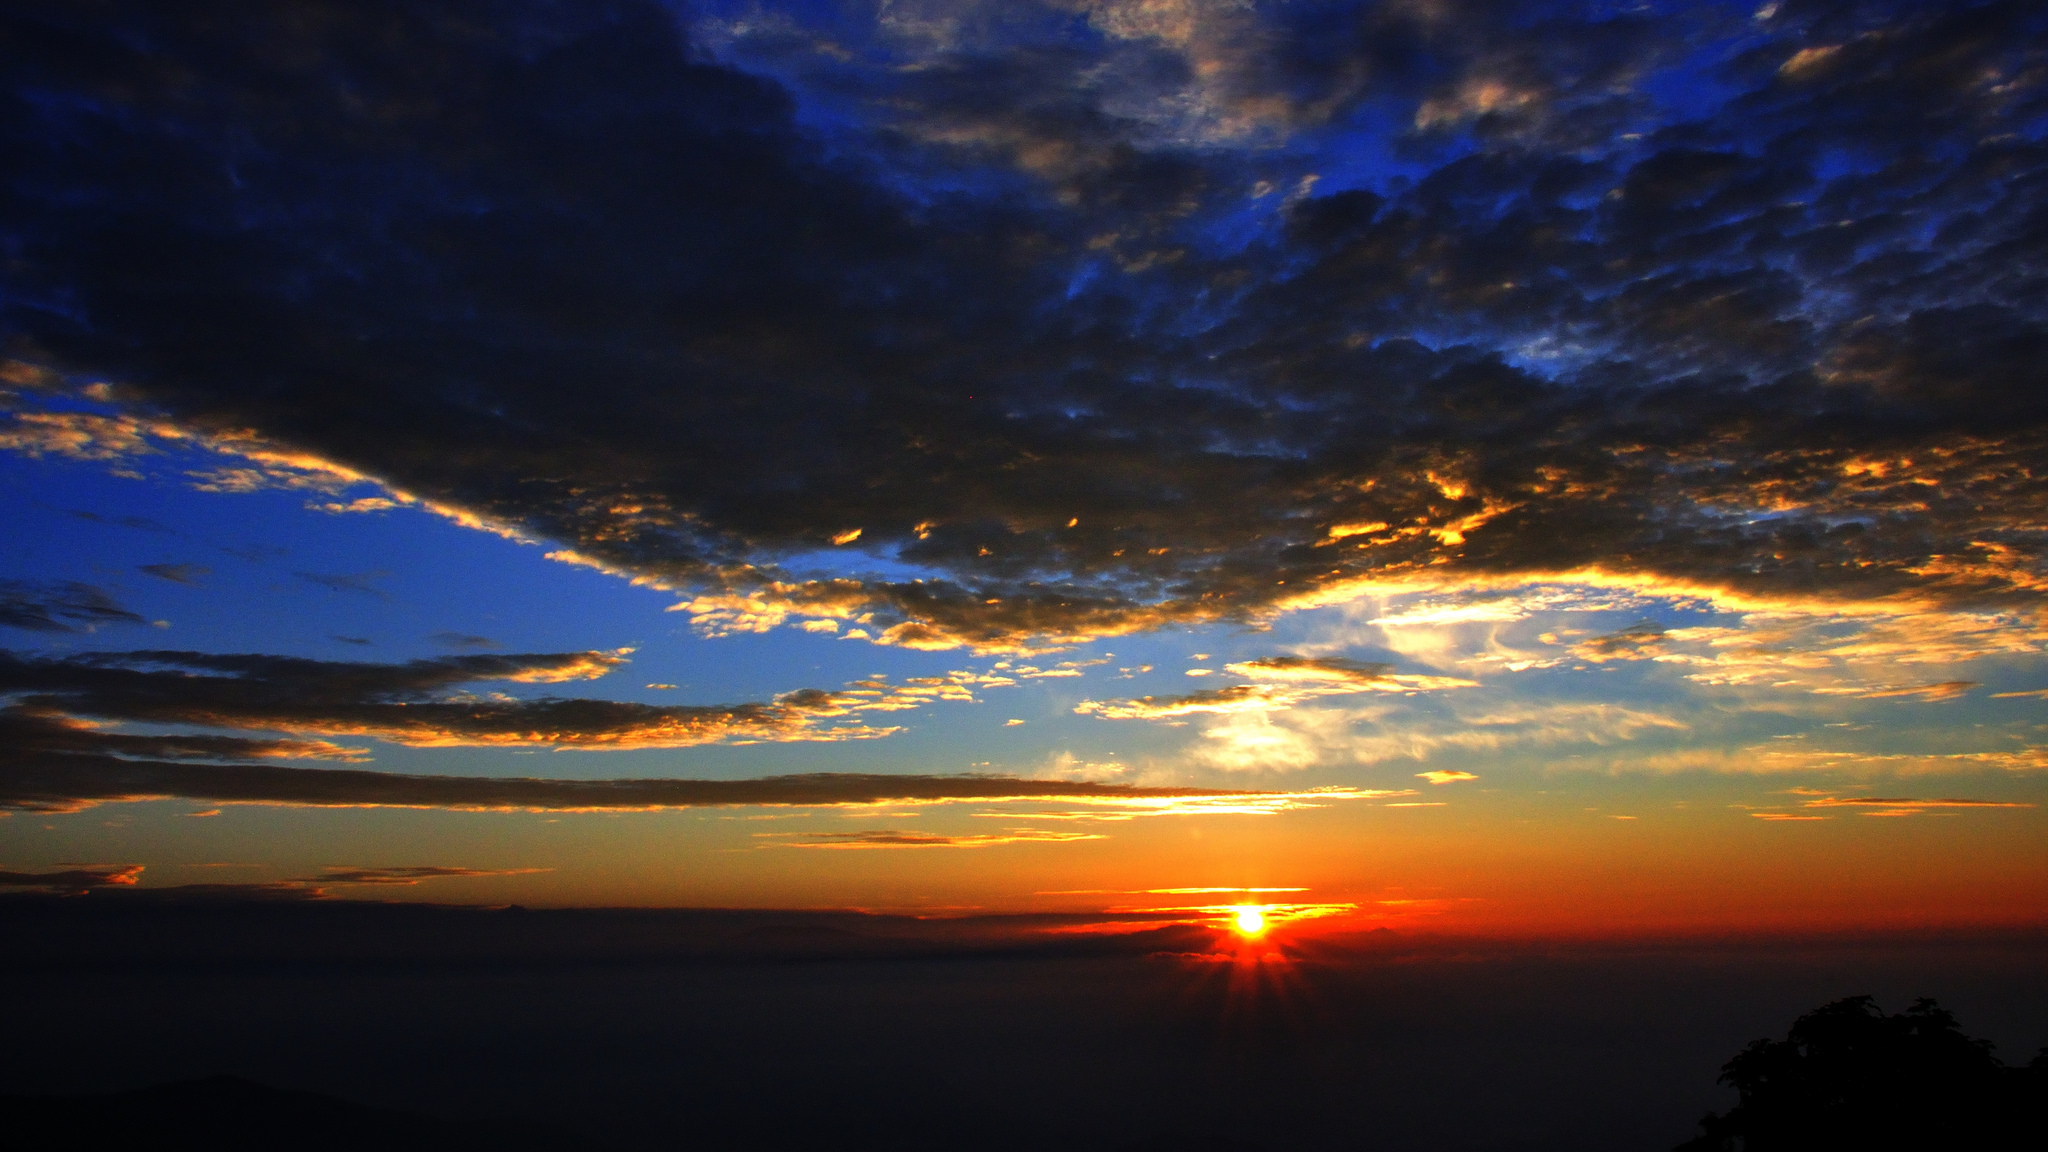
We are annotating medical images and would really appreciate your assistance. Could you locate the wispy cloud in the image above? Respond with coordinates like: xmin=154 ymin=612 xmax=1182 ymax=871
xmin=0 ymin=649 xmax=915 ymax=750
xmin=0 ymin=697 xmax=1328 ymax=814
xmin=1075 ymin=655 xmax=1475 ymax=720
xmin=0 ymin=581 xmax=148 ymax=634
xmin=138 ymin=563 xmax=209 ymax=586
xmin=0 ymin=864 xmax=143 ymax=891
xmin=296 ymin=865 xmax=552 ymax=886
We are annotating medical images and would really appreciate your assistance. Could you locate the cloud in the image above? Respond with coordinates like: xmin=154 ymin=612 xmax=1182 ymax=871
xmin=0 ymin=581 xmax=148 ymax=634
xmin=1851 ymin=681 xmax=1979 ymax=702
xmin=1798 ymin=796 xmax=2034 ymax=811
xmin=430 ymin=632 xmax=500 ymax=651
xmin=1469 ymin=596 xmax=2048 ymax=700
xmin=0 ymin=864 xmax=143 ymax=891
xmin=1223 ymin=656 xmax=1392 ymax=684
xmin=64 ymin=509 xmax=174 ymax=533
xmin=294 ymin=571 xmax=392 ymax=600
xmin=757 ymin=828 xmax=1104 ymax=849
xmin=0 ymin=692 xmax=1395 ymax=815
xmin=299 ymin=866 xmax=551 ymax=886
xmin=0 ymin=748 xmax=1312 ymax=816
xmin=1076 ymin=654 xmax=1476 ymax=719
xmin=0 ymin=648 xmax=917 ymax=750
xmin=138 ymin=563 xmax=209 ymax=586
xmin=0 ymin=705 xmax=367 ymax=766
xmin=1187 ymin=699 xmax=1688 ymax=773
xmin=1730 ymin=743 xmax=2048 ymax=776
xmin=2 ymin=0 xmax=2046 ymax=654
xmin=1417 ymin=770 xmax=1479 ymax=785
xmin=1572 ymin=622 xmax=1669 ymax=662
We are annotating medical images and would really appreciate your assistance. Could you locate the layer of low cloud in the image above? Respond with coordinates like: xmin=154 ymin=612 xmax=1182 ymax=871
xmin=1 ymin=0 xmax=2043 ymax=652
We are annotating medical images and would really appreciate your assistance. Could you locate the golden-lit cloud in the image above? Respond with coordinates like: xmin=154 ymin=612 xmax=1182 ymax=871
xmin=1850 ymin=682 xmax=1979 ymax=702
xmin=0 ymin=864 xmax=144 ymax=890
xmin=1417 ymin=770 xmax=1478 ymax=785
xmin=1182 ymin=699 xmax=1687 ymax=773
xmin=0 ymin=649 xmax=1019 ymax=751
xmin=971 ymin=786 xmax=1405 ymax=820
xmin=1075 ymin=655 xmax=1476 ymax=723
xmin=758 ymin=828 xmax=1103 ymax=849
xmin=1798 ymin=796 xmax=2034 ymax=811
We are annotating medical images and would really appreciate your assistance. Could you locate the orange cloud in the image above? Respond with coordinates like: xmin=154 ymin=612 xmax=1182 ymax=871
xmin=758 ymin=828 xmax=1103 ymax=849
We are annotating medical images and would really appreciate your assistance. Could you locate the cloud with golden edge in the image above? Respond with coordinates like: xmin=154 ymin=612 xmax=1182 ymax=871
xmin=1075 ymin=655 xmax=1476 ymax=720
xmin=0 ymin=699 xmax=1368 ymax=815
xmin=757 ymin=828 xmax=1103 ymax=849
xmin=0 ymin=864 xmax=144 ymax=890
xmin=1798 ymin=796 xmax=2034 ymax=811
xmin=968 ymin=787 xmax=1410 ymax=820
xmin=0 ymin=649 xmax=1072 ymax=752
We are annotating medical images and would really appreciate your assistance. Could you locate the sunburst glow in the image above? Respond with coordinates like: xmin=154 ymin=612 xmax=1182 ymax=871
xmin=1232 ymin=905 xmax=1267 ymax=936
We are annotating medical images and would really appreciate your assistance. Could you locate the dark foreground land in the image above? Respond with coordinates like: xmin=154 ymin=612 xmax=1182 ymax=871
xmin=3 ymin=896 xmax=2044 ymax=1151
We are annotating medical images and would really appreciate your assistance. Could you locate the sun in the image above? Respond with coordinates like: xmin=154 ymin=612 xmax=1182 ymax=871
xmin=1231 ymin=905 xmax=1267 ymax=936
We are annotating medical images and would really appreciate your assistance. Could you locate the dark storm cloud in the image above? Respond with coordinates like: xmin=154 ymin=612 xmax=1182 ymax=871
xmin=4 ymin=1 xmax=2047 ymax=650
xmin=0 ymin=580 xmax=147 ymax=633
xmin=0 ymin=649 xmax=899 ymax=748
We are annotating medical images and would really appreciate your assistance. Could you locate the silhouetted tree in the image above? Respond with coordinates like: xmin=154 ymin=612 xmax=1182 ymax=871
xmin=1678 ymin=996 xmax=2045 ymax=1150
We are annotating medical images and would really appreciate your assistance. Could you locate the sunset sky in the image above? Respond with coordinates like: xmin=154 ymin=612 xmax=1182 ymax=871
xmin=4 ymin=0 xmax=2045 ymax=937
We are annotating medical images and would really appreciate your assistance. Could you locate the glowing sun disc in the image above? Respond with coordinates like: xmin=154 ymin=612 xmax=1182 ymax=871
xmin=1232 ymin=906 xmax=1267 ymax=935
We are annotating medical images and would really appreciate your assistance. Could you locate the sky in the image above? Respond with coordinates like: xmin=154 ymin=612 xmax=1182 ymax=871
xmin=2 ymin=0 xmax=2046 ymax=937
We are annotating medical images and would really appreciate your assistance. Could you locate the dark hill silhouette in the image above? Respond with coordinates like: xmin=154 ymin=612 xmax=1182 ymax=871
xmin=0 ymin=1074 xmax=585 ymax=1151
xmin=1677 ymin=996 xmax=2047 ymax=1150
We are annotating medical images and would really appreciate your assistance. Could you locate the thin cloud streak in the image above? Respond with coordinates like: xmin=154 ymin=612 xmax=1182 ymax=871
xmin=0 ymin=748 xmax=1309 ymax=816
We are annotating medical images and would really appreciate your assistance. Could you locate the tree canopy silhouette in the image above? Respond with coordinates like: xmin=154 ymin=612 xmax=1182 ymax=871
xmin=1678 ymin=995 xmax=2045 ymax=1150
